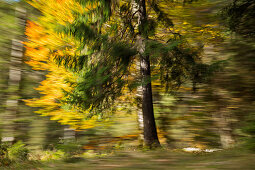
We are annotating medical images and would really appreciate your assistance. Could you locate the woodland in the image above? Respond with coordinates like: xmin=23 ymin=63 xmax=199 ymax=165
xmin=0 ymin=0 xmax=255 ymax=169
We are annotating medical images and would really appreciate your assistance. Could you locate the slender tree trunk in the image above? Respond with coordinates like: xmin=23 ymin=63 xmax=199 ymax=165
xmin=2 ymin=40 xmax=23 ymax=143
xmin=135 ymin=61 xmax=144 ymax=145
xmin=212 ymin=88 xmax=235 ymax=149
xmin=136 ymin=0 xmax=160 ymax=147
xmin=213 ymin=108 xmax=235 ymax=149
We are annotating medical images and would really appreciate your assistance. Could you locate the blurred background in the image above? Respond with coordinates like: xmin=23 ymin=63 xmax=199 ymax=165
xmin=0 ymin=0 xmax=255 ymax=168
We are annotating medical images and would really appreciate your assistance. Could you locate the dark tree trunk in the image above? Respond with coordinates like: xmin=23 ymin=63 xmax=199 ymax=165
xmin=140 ymin=54 xmax=160 ymax=147
xmin=136 ymin=0 xmax=160 ymax=147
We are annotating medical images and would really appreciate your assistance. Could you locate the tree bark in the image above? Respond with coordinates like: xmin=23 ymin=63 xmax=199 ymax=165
xmin=140 ymin=54 xmax=160 ymax=147
xmin=136 ymin=0 xmax=160 ymax=147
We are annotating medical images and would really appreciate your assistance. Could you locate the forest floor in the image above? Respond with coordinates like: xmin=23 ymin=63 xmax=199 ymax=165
xmin=4 ymin=147 xmax=255 ymax=170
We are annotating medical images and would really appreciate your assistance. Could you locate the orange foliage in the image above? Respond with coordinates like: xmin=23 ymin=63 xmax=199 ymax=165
xmin=24 ymin=0 xmax=99 ymax=130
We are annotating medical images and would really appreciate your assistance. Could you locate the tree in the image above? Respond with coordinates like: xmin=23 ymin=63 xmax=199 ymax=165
xmin=0 ymin=0 xmax=17 ymax=142
xmin=134 ymin=0 xmax=160 ymax=146
xmin=0 ymin=0 xmax=28 ymax=143
xmin=60 ymin=0 xmax=213 ymax=147
xmin=221 ymin=0 xmax=255 ymax=38
xmin=25 ymin=0 xmax=212 ymax=147
xmin=220 ymin=0 xmax=255 ymax=150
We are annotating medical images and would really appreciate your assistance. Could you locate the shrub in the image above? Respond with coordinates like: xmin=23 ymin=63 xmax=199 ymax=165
xmin=7 ymin=141 xmax=29 ymax=161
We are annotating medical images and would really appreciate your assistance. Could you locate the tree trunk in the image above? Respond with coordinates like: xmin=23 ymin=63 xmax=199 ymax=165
xmin=1 ymin=7 xmax=26 ymax=143
xmin=140 ymin=54 xmax=160 ymax=147
xmin=212 ymin=88 xmax=235 ymax=149
xmin=213 ymin=108 xmax=235 ymax=149
xmin=136 ymin=61 xmax=144 ymax=145
xmin=2 ymin=39 xmax=23 ymax=143
xmin=136 ymin=0 xmax=160 ymax=147
xmin=63 ymin=125 xmax=76 ymax=143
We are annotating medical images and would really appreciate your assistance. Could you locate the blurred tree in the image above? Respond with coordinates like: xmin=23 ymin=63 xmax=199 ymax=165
xmin=0 ymin=0 xmax=27 ymax=143
xmin=150 ymin=0 xmax=238 ymax=149
xmin=0 ymin=0 xmax=72 ymax=149
xmin=221 ymin=0 xmax=255 ymax=38
xmin=0 ymin=0 xmax=17 ymax=142
xmin=24 ymin=0 xmax=225 ymax=148
xmin=217 ymin=0 xmax=255 ymax=149
xmin=51 ymin=0 xmax=215 ymax=147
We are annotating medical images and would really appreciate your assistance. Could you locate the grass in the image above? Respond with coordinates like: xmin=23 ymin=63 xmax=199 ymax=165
xmin=1 ymin=147 xmax=255 ymax=170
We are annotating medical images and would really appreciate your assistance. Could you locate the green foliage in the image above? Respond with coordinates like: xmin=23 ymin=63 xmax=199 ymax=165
xmin=0 ymin=143 xmax=11 ymax=166
xmin=0 ymin=141 xmax=29 ymax=166
xmin=8 ymin=141 xmax=29 ymax=161
xmin=55 ymin=5 xmax=139 ymax=112
xmin=151 ymin=40 xmax=215 ymax=92
xmin=64 ymin=63 xmax=126 ymax=112
xmin=74 ymin=0 xmax=112 ymax=23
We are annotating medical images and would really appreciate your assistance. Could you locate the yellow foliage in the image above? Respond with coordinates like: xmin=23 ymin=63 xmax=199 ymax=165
xmin=24 ymin=0 xmax=101 ymax=130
